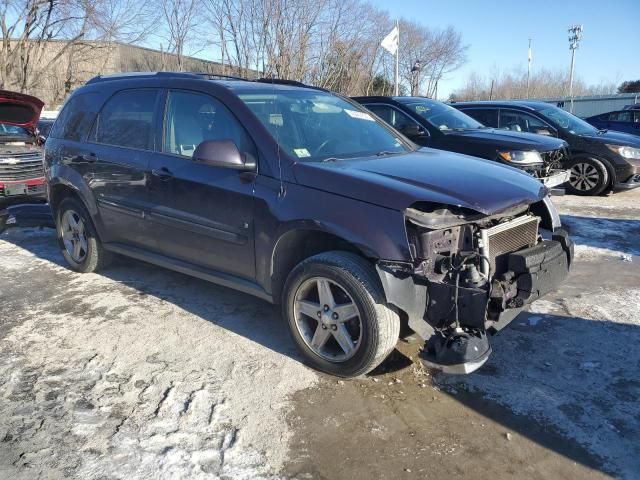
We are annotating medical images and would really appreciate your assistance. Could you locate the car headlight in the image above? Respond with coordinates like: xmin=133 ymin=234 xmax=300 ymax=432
xmin=497 ymin=150 xmax=544 ymax=165
xmin=606 ymin=144 xmax=640 ymax=160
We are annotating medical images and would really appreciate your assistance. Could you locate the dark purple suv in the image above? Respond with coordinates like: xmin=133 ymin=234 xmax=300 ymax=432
xmin=45 ymin=72 xmax=573 ymax=376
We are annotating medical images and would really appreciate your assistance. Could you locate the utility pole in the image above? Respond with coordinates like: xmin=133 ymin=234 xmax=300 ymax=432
xmin=395 ymin=20 xmax=400 ymax=96
xmin=526 ymin=38 xmax=531 ymax=98
xmin=568 ymin=25 xmax=584 ymax=113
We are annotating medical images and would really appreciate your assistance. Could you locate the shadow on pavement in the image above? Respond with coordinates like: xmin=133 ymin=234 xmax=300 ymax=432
xmin=561 ymin=214 xmax=640 ymax=256
xmin=436 ymin=309 xmax=640 ymax=479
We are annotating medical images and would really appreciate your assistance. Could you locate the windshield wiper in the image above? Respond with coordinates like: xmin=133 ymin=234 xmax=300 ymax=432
xmin=375 ymin=150 xmax=400 ymax=156
xmin=597 ymin=129 xmax=608 ymax=135
xmin=320 ymin=157 xmax=340 ymax=162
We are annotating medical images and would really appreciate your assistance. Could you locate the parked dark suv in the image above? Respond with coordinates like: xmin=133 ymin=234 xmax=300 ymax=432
xmin=45 ymin=72 xmax=573 ymax=376
xmin=454 ymin=101 xmax=640 ymax=195
xmin=353 ymin=96 xmax=570 ymax=190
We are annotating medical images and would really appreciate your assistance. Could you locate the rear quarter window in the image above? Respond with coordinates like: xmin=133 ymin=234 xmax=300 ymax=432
xmin=49 ymin=93 xmax=99 ymax=141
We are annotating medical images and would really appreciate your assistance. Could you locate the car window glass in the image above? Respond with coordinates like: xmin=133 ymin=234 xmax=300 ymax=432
xmin=634 ymin=112 xmax=640 ymax=123
xmin=499 ymin=110 xmax=549 ymax=134
xmin=163 ymin=90 xmax=256 ymax=159
xmin=50 ymin=93 xmax=98 ymax=141
xmin=90 ymin=90 xmax=158 ymax=150
xmin=0 ymin=123 xmax=29 ymax=136
xmin=608 ymin=111 xmax=631 ymax=122
xmin=463 ymin=109 xmax=499 ymax=128
xmin=401 ymin=100 xmax=483 ymax=130
xmin=366 ymin=105 xmax=416 ymax=130
xmin=238 ymin=91 xmax=408 ymax=162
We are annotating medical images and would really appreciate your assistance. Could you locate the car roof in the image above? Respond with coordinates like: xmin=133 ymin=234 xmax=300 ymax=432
xmin=85 ymin=71 xmax=326 ymax=94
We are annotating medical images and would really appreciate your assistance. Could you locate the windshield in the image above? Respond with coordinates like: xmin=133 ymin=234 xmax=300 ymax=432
xmin=238 ymin=90 xmax=410 ymax=161
xmin=537 ymin=106 xmax=598 ymax=135
xmin=400 ymin=99 xmax=484 ymax=131
xmin=0 ymin=122 xmax=30 ymax=136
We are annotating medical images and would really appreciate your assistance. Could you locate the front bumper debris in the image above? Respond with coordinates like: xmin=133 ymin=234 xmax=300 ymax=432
xmin=419 ymin=232 xmax=573 ymax=374
xmin=541 ymin=169 xmax=570 ymax=189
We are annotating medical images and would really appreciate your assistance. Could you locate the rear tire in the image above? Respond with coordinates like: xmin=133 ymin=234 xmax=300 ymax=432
xmin=566 ymin=157 xmax=609 ymax=196
xmin=55 ymin=197 xmax=111 ymax=273
xmin=283 ymin=251 xmax=400 ymax=377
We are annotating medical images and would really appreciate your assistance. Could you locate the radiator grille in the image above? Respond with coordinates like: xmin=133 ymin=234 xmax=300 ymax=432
xmin=481 ymin=215 xmax=539 ymax=276
xmin=0 ymin=151 xmax=43 ymax=181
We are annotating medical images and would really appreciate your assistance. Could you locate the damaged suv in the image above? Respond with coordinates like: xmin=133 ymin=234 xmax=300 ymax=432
xmin=0 ymin=90 xmax=46 ymax=205
xmin=45 ymin=73 xmax=573 ymax=377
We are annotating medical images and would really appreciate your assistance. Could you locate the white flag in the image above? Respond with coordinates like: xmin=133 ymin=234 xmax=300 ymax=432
xmin=381 ymin=26 xmax=399 ymax=55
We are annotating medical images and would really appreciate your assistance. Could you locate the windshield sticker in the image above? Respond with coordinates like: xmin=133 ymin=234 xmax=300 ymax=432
xmin=415 ymin=105 xmax=429 ymax=113
xmin=269 ymin=114 xmax=283 ymax=126
xmin=293 ymin=148 xmax=311 ymax=158
xmin=344 ymin=109 xmax=375 ymax=121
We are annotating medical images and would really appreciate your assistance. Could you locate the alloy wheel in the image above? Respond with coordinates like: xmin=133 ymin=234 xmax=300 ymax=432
xmin=60 ymin=210 xmax=88 ymax=263
xmin=569 ymin=162 xmax=601 ymax=192
xmin=293 ymin=276 xmax=363 ymax=362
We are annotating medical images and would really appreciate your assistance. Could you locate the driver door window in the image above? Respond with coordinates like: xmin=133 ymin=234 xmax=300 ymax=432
xmin=499 ymin=110 xmax=551 ymax=134
xmin=163 ymin=90 xmax=255 ymax=159
xmin=366 ymin=104 xmax=417 ymax=131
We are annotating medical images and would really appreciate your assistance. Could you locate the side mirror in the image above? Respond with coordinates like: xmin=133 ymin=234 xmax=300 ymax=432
xmin=400 ymin=124 xmax=427 ymax=138
xmin=192 ymin=140 xmax=256 ymax=171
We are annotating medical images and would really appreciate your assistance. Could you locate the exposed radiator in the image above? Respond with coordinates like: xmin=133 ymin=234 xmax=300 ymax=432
xmin=480 ymin=215 xmax=539 ymax=276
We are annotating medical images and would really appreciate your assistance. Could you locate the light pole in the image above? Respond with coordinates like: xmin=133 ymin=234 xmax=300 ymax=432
xmin=568 ymin=25 xmax=583 ymax=113
xmin=526 ymin=38 xmax=531 ymax=98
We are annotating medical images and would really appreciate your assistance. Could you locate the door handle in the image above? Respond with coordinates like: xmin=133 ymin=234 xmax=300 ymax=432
xmin=151 ymin=167 xmax=174 ymax=180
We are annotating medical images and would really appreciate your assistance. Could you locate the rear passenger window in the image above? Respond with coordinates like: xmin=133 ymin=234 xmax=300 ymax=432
xmin=608 ymin=111 xmax=631 ymax=122
xmin=90 ymin=90 xmax=158 ymax=150
xmin=50 ymin=93 xmax=98 ymax=141
xmin=464 ymin=108 xmax=499 ymax=128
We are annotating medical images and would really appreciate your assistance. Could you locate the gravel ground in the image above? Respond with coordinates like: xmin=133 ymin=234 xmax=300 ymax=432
xmin=1 ymin=189 xmax=639 ymax=479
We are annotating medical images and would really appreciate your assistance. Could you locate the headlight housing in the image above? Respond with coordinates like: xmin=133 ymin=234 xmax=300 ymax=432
xmin=606 ymin=144 xmax=640 ymax=160
xmin=497 ymin=150 xmax=544 ymax=165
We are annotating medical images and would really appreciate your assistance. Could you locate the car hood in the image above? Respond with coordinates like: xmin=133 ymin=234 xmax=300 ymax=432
xmin=446 ymin=128 xmax=566 ymax=151
xmin=581 ymin=129 xmax=640 ymax=147
xmin=294 ymin=149 xmax=547 ymax=215
xmin=0 ymin=90 xmax=44 ymax=133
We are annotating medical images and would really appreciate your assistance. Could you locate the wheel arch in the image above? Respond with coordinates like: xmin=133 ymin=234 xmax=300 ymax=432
xmin=270 ymin=228 xmax=376 ymax=303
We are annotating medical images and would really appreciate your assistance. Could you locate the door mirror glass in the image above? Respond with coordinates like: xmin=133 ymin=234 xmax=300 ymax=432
xmin=400 ymin=124 xmax=427 ymax=138
xmin=193 ymin=140 xmax=256 ymax=171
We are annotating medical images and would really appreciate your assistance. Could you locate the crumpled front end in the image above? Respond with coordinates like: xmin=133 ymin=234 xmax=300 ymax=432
xmin=377 ymin=198 xmax=573 ymax=374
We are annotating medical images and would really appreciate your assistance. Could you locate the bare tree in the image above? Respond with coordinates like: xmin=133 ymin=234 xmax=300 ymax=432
xmin=157 ymin=0 xmax=200 ymax=71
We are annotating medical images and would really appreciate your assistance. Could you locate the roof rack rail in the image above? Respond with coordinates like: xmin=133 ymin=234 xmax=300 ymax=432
xmin=255 ymin=77 xmax=328 ymax=92
xmin=86 ymin=71 xmax=208 ymax=84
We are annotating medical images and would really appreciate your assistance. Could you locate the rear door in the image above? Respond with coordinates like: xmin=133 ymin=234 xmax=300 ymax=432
xmin=460 ymin=108 xmax=499 ymax=128
xmin=85 ymin=88 xmax=161 ymax=247
xmin=146 ymin=89 xmax=257 ymax=280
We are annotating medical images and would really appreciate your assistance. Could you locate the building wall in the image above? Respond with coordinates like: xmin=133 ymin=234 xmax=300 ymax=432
xmin=538 ymin=93 xmax=640 ymax=118
xmin=3 ymin=41 xmax=228 ymax=108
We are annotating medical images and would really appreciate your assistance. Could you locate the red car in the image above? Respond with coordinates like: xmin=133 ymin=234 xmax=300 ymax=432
xmin=0 ymin=90 xmax=46 ymax=206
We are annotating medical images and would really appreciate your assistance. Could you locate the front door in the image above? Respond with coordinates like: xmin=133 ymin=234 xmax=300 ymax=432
xmin=146 ymin=89 xmax=257 ymax=280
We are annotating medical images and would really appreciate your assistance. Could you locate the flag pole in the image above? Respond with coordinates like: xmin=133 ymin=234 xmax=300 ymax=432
xmin=394 ymin=20 xmax=399 ymax=96
xmin=526 ymin=38 xmax=532 ymax=98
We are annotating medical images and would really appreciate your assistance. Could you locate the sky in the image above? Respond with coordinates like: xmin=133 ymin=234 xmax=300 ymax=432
xmin=369 ymin=0 xmax=640 ymax=99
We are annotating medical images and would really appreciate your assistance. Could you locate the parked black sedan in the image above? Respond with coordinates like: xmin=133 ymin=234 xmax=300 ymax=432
xmin=353 ymin=96 xmax=570 ymax=190
xmin=453 ymin=101 xmax=640 ymax=195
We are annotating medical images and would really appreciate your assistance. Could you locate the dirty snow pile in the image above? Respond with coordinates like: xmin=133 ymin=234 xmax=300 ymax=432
xmin=0 ymin=228 xmax=317 ymax=480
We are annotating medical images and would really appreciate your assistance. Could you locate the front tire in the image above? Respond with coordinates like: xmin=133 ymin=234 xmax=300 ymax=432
xmin=566 ymin=157 xmax=609 ymax=196
xmin=55 ymin=197 xmax=111 ymax=273
xmin=283 ymin=251 xmax=400 ymax=377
